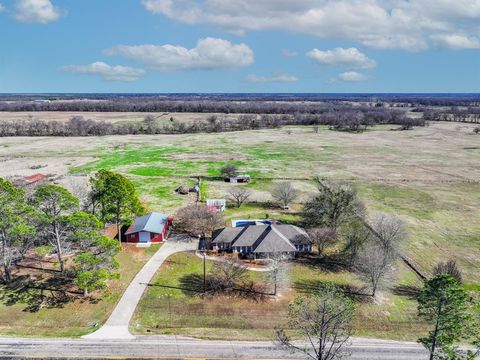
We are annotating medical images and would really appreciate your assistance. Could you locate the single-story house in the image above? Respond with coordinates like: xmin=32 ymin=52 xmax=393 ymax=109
xmin=211 ymin=224 xmax=312 ymax=258
xmin=125 ymin=212 xmax=171 ymax=244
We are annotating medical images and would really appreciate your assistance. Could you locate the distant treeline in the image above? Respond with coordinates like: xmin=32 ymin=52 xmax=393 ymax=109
xmin=0 ymin=109 xmax=425 ymax=137
xmin=1 ymin=93 xmax=479 ymax=106
xmin=423 ymin=107 xmax=480 ymax=123
xmin=0 ymin=99 xmax=395 ymax=114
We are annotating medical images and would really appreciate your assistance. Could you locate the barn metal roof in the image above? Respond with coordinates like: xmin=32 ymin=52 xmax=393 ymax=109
xmin=125 ymin=212 xmax=169 ymax=235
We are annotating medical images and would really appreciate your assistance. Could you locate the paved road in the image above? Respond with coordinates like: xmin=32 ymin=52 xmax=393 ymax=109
xmin=84 ymin=239 xmax=198 ymax=339
xmin=0 ymin=336 xmax=428 ymax=359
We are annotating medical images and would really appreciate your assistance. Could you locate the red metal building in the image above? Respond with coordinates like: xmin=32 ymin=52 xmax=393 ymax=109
xmin=125 ymin=212 xmax=171 ymax=244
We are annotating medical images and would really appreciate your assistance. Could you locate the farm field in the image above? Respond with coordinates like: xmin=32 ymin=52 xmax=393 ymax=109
xmin=0 ymin=120 xmax=479 ymax=338
xmin=0 ymin=111 xmax=242 ymax=125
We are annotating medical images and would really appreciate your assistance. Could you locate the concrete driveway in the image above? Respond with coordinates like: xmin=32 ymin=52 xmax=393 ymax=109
xmin=84 ymin=237 xmax=197 ymax=339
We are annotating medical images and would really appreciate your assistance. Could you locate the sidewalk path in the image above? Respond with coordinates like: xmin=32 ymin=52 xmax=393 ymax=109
xmin=83 ymin=238 xmax=197 ymax=339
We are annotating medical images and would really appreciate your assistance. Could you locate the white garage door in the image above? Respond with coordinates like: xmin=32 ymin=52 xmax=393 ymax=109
xmin=139 ymin=232 xmax=150 ymax=243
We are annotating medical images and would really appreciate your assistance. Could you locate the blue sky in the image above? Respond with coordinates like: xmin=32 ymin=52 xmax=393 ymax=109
xmin=0 ymin=0 xmax=479 ymax=93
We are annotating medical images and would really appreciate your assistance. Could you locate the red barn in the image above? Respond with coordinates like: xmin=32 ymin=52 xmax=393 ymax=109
xmin=125 ymin=212 xmax=171 ymax=244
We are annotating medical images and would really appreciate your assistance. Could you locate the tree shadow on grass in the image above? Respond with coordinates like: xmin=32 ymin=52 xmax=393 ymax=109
xmin=392 ymin=285 xmax=421 ymax=300
xmin=160 ymin=273 xmax=272 ymax=301
xmin=295 ymin=253 xmax=353 ymax=273
xmin=293 ymin=278 xmax=373 ymax=303
xmin=0 ymin=274 xmax=81 ymax=312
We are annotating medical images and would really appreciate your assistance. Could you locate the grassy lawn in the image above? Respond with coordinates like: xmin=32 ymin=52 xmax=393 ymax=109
xmin=131 ymin=252 xmax=285 ymax=340
xmin=132 ymin=252 xmax=431 ymax=341
xmin=290 ymin=259 xmax=430 ymax=340
xmin=356 ymin=182 xmax=480 ymax=284
xmin=0 ymin=244 xmax=160 ymax=337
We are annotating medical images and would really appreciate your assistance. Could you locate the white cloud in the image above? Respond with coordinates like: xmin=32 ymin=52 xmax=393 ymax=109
xmin=247 ymin=73 xmax=298 ymax=83
xmin=141 ymin=0 xmax=480 ymax=51
xmin=14 ymin=0 xmax=61 ymax=24
xmin=337 ymin=71 xmax=369 ymax=82
xmin=431 ymin=34 xmax=480 ymax=49
xmin=307 ymin=47 xmax=376 ymax=69
xmin=0 ymin=3 xmax=5 ymax=12
xmin=62 ymin=62 xmax=145 ymax=82
xmin=282 ymin=49 xmax=298 ymax=57
xmin=104 ymin=37 xmax=254 ymax=71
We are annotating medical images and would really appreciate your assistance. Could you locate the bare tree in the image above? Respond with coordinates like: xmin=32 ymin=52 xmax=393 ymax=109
xmin=355 ymin=242 xmax=394 ymax=297
xmin=271 ymin=182 xmax=298 ymax=208
xmin=276 ymin=284 xmax=355 ymax=360
xmin=227 ymin=187 xmax=251 ymax=208
xmin=65 ymin=177 xmax=90 ymax=210
xmin=434 ymin=260 xmax=462 ymax=284
xmin=174 ymin=205 xmax=224 ymax=238
xmin=267 ymin=251 xmax=289 ymax=296
xmin=307 ymin=227 xmax=337 ymax=256
xmin=365 ymin=212 xmax=407 ymax=260
xmin=209 ymin=258 xmax=247 ymax=292
xmin=355 ymin=213 xmax=407 ymax=297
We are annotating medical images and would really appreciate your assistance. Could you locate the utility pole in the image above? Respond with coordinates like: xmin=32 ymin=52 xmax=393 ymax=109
xmin=203 ymin=252 xmax=207 ymax=293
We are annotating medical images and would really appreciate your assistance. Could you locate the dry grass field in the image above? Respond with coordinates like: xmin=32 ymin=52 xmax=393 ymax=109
xmin=0 ymin=119 xmax=479 ymax=339
xmin=0 ymin=111 xmax=241 ymax=125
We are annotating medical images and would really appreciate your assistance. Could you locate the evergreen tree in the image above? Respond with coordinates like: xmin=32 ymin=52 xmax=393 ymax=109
xmin=0 ymin=178 xmax=35 ymax=283
xmin=33 ymin=184 xmax=79 ymax=272
xmin=418 ymin=275 xmax=479 ymax=360
xmin=90 ymin=170 xmax=144 ymax=243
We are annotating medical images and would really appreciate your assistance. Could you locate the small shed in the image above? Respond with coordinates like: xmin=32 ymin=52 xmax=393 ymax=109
xmin=125 ymin=212 xmax=171 ymax=244
xmin=206 ymin=199 xmax=226 ymax=212
xmin=228 ymin=174 xmax=251 ymax=183
xmin=24 ymin=173 xmax=47 ymax=185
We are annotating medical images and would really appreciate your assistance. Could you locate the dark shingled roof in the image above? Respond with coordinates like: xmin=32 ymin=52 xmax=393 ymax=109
xmin=211 ymin=224 xmax=311 ymax=253
xmin=253 ymin=226 xmax=297 ymax=253
xmin=274 ymin=225 xmax=312 ymax=245
xmin=211 ymin=227 xmax=245 ymax=244
xmin=232 ymin=225 xmax=269 ymax=247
